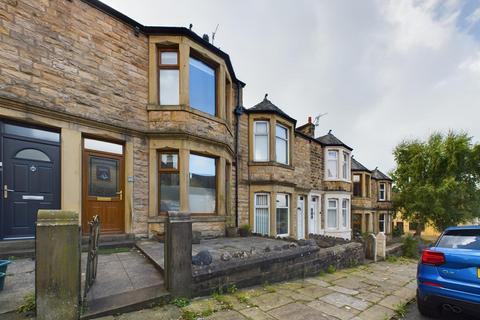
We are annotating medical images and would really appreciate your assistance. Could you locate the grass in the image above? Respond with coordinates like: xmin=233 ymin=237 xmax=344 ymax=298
xmin=227 ymin=284 xmax=237 ymax=294
xmin=317 ymin=270 xmax=325 ymax=277
xmin=263 ymin=282 xmax=276 ymax=293
xmin=16 ymin=292 xmax=35 ymax=314
xmin=97 ymin=247 xmax=131 ymax=255
xmin=394 ymin=302 xmax=407 ymax=317
xmin=212 ymin=292 xmax=233 ymax=310
xmin=326 ymin=265 xmax=336 ymax=274
xmin=235 ymin=292 xmax=250 ymax=304
xmin=171 ymin=297 xmax=190 ymax=308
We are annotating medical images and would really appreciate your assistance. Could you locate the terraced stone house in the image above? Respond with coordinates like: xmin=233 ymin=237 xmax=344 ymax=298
xmin=0 ymin=0 xmax=379 ymax=242
xmin=351 ymin=158 xmax=394 ymax=237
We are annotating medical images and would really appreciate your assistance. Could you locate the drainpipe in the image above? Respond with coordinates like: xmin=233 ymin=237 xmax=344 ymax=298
xmin=234 ymin=81 xmax=244 ymax=228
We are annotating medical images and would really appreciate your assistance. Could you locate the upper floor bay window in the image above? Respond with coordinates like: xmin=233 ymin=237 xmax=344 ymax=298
xmin=158 ymin=152 xmax=180 ymax=212
xmin=189 ymin=154 xmax=216 ymax=213
xmin=275 ymin=124 xmax=289 ymax=164
xmin=365 ymin=175 xmax=371 ymax=197
xmin=327 ymin=199 xmax=338 ymax=228
xmin=327 ymin=151 xmax=338 ymax=179
xmin=158 ymin=49 xmax=179 ymax=105
xmin=379 ymin=182 xmax=386 ymax=201
xmin=189 ymin=57 xmax=216 ymax=115
xmin=342 ymin=152 xmax=350 ymax=180
xmin=353 ymin=174 xmax=361 ymax=197
xmin=254 ymin=121 xmax=269 ymax=161
xmin=276 ymin=193 xmax=289 ymax=236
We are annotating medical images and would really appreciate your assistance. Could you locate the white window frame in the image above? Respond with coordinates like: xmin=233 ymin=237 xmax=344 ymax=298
xmin=275 ymin=123 xmax=289 ymax=165
xmin=379 ymin=182 xmax=386 ymax=201
xmin=342 ymin=151 xmax=350 ymax=180
xmin=341 ymin=199 xmax=349 ymax=228
xmin=326 ymin=150 xmax=339 ymax=179
xmin=379 ymin=213 xmax=385 ymax=232
xmin=254 ymin=193 xmax=270 ymax=235
xmin=276 ymin=193 xmax=290 ymax=237
xmin=253 ymin=121 xmax=269 ymax=162
xmin=326 ymin=198 xmax=338 ymax=229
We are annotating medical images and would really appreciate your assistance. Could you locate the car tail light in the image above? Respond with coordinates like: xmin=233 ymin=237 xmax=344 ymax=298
xmin=422 ymin=281 xmax=443 ymax=287
xmin=421 ymin=250 xmax=445 ymax=266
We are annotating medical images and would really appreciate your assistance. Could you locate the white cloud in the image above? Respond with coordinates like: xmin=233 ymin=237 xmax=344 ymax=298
xmin=103 ymin=0 xmax=480 ymax=172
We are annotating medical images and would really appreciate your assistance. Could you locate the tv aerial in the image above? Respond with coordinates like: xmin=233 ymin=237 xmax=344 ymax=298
xmin=313 ymin=113 xmax=328 ymax=126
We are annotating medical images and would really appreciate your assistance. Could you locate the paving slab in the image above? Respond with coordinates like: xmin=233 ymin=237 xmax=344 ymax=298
xmin=268 ymin=302 xmax=330 ymax=320
xmin=294 ymin=285 xmax=333 ymax=299
xmin=308 ymin=299 xmax=360 ymax=319
xmin=239 ymin=306 xmax=277 ymax=320
xmin=356 ymin=304 xmax=396 ymax=320
xmin=254 ymin=292 xmax=294 ymax=311
xmin=206 ymin=310 xmax=246 ymax=320
xmin=320 ymin=292 xmax=371 ymax=311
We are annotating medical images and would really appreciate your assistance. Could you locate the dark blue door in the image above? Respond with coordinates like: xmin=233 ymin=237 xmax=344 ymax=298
xmin=1 ymin=123 xmax=60 ymax=239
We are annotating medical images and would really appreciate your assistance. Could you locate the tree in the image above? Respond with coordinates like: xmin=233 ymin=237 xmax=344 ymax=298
xmin=391 ymin=131 xmax=480 ymax=236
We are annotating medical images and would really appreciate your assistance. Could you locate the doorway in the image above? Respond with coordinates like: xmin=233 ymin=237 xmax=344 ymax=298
xmin=308 ymin=195 xmax=319 ymax=234
xmin=82 ymin=138 xmax=124 ymax=234
xmin=0 ymin=122 xmax=60 ymax=240
xmin=297 ymin=195 xmax=305 ymax=239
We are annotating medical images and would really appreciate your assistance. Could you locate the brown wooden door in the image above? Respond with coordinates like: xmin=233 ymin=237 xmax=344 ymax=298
xmin=82 ymin=148 xmax=124 ymax=234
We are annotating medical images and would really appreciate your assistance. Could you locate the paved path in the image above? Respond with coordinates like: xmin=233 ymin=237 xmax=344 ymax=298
xmin=98 ymin=258 xmax=418 ymax=320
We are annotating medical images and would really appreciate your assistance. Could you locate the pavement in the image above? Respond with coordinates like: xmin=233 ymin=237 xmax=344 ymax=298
xmin=97 ymin=258 xmax=419 ymax=320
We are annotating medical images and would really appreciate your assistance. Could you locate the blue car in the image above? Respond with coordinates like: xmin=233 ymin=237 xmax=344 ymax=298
xmin=417 ymin=226 xmax=480 ymax=318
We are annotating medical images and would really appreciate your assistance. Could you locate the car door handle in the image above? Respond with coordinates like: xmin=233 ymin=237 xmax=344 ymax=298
xmin=4 ymin=185 xmax=14 ymax=199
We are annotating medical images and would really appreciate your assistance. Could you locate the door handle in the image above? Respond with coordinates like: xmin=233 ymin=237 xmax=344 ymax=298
xmin=4 ymin=185 xmax=14 ymax=199
xmin=116 ymin=190 xmax=123 ymax=200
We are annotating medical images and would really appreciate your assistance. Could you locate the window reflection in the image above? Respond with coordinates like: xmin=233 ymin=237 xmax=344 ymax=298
xmin=189 ymin=57 xmax=216 ymax=115
xmin=189 ymin=154 xmax=216 ymax=213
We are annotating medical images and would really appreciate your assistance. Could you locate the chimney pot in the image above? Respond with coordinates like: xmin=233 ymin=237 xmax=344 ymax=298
xmin=308 ymin=116 xmax=312 ymax=124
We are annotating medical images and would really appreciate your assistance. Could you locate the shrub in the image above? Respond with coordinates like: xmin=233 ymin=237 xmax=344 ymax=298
xmin=402 ymin=234 xmax=419 ymax=259
xmin=392 ymin=225 xmax=404 ymax=238
xmin=326 ymin=265 xmax=336 ymax=274
xmin=16 ymin=292 xmax=35 ymax=314
xmin=171 ymin=297 xmax=190 ymax=308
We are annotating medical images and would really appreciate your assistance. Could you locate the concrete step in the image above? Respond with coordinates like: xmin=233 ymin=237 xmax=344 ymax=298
xmin=0 ymin=234 xmax=136 ymax=258
xmin=80 ymin=284 xmax=170 ymax=320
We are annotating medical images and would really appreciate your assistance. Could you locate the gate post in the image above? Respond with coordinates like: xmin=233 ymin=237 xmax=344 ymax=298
xmin=376 ymin=232 xmax=387 ymax=260
xmin=164 ymin=211 xmax=192 ymax=298
xmin=36 ymin=210 xmax=81 ymax=320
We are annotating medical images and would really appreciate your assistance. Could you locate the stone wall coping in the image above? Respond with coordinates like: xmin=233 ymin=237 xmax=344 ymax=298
xmin=36 ymin=210 xmax=79 ymax=226
xmin=167 ymin=211 xmax=191 ymax=222
xmin=148 ymin=215 xmax=227 ymax=224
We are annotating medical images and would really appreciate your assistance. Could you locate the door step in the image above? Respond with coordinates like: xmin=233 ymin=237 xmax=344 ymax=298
xmin=80 ymin=284 xmax=170 ymax=319
xmin=0 ymin=234 xmax=136 ymax=258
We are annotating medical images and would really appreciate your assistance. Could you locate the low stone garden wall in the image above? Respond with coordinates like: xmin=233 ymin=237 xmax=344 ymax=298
xmin=191 ymin=240 xmax=365 ymax=297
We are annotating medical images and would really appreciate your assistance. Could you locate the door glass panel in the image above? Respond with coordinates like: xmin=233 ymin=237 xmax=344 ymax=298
xmin=84 ymin=138 xmax=123 ymax=155
xmin=15 ymin=149 xmax=51 ymax=162
xmin=89 ymin=156 xmax=119 ymax=197
xmin=4 ymin=123 xmax=60 ymax=142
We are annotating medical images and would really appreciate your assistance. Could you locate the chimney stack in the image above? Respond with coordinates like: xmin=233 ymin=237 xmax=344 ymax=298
xmin=297 ymin=116 xmax=315 ymax=138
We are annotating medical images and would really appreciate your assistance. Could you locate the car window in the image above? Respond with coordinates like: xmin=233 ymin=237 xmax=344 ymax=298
xmin=437 ymin=229 xmax=480 ymax=250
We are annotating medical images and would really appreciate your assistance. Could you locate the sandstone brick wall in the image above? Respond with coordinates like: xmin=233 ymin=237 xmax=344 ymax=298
xmin=310 ymin=142 xmax=323 ymax=189
xmin=133 ymin=136 xmax=149 ymax=235
xmin=292 ymin=135 xmax=312 ymax=190
xmin=237 ymin=113 xmax=250 ymax=226
xmin=0 ymin=0 xmax=149 ymax=129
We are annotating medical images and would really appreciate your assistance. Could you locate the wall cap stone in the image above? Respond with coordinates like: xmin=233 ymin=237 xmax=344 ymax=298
xmin=36 ymin=210 xmax=79 ymax=226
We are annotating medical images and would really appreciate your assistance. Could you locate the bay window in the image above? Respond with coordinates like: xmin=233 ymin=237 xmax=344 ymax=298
xmin=353 ymin=174 xmax=361 ymax=197
xmin=254 ymin=193 xmax=270 ymax=235
xmin=158 ymin=49 xmax=179 ymax=105
xmin=327 ymin=151 xmax=338 ymax=178
xmin=327 ymin=199 xmax=338 ymax=228
xmin=275 ymin=124 xmax=289 ymax=164
xmin=189 ymin=154 xmax=216 ymax=213
xmin=379 ymin=213 xmax=385 ymax=232
xmin=158 ymin=152 xmax=180 ymax=212
xmin=254 ymin=121 xmax=269 ymax=161
xmin=276 ymin=193 xmax=289 ymax=236
xmin=189 ymin=57 xmax=216 ymax=115
xmin=365 ymin=175 xmax=371 ymax=197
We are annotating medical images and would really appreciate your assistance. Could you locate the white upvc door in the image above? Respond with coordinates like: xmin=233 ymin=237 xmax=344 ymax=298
xmin=254 ymin=193 xmax=270 ymax=235
xmin=309 ymin=196 xmax=319 ymax=234
xmin=297 ymin=195 xmax=305 ymax=239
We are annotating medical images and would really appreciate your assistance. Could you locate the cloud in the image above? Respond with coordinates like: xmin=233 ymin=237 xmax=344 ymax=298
xmin=102 ymin=0 xmax=480 ymax=172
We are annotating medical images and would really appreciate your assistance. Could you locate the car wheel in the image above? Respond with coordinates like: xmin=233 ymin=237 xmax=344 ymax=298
xmin=417 ymin=296 xmax=441 ymax=318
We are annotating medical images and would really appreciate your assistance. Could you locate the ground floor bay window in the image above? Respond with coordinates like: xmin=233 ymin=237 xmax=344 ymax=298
xmin=158 ymin=152 xmax=180 ymax=212
xmin=324 ymin=194 xmax=352 ymax=240
xmin=276 ymin=193 xmax=289 ymax=236
xmin=254 ymin=193 xmax=270 ymax=235
xmin=189 ymin=154 xmax=216 ymax=213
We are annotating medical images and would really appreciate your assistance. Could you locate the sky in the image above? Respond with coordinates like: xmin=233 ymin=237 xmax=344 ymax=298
xmin=103 ymin=0 xmax=480 ymax=173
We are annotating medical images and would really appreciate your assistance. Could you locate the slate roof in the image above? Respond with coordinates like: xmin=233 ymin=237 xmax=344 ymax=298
xmin=316 ymin=131 xmax=353 ymax=151
xmin=246 ymin=95 xmax=297 ymax=124
xmin=351 ymin=158 xmax=370 ymax=172
xmin=371 ymin=168 xmax=392 ymax=181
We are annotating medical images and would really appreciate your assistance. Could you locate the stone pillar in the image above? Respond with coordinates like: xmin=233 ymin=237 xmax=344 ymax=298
xmin=36 ymin=210 xmax=80 ymax=320
xmin=165 ymin=211 xmax=192 ymax=298
xmin=365 ymin=233 xmax=377 ymax=262
xmin=376 ymin=232 xmax=386 ymax=260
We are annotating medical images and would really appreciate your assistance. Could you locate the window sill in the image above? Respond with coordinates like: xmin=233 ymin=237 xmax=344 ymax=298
xmin=248 ymin=161 xmax=294 ymax=170
xmin=324 ymin=178 xmax=352 ymax=183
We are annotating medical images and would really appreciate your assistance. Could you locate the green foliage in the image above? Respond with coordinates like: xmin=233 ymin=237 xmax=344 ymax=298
xmin=386 ymin=255 xmax=398 ymax=263
xmin=212 ymin=292 xmax=233 ymax=310
xmin=235 ymin=292 xmax=251 ymax=304
xmin=402 ymin=234 xmax=419 ymax=259
xmin=240 ymin=224 xmax=252 ymax=233
xmin=326 ymin=265 xmax=336 ymax=274
xmin=392 ymin=131 xmax=480 ymax=233
xmin=171 ymin=297 xmax=190 ymax=308
xmin=394 ymin=302 xmax=407 ymax=317
xmin=16 ymin=292 xmax=35 ymax=314
xmin=392 ymin=225 xmax=404 ymax=238
xmin=317 ymin=270 xmax=325 ymax=277
xmin=227 ymin=284 xmax=237 ymax=294
xmin=97 ymin=247 xmax=131 ymax=255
